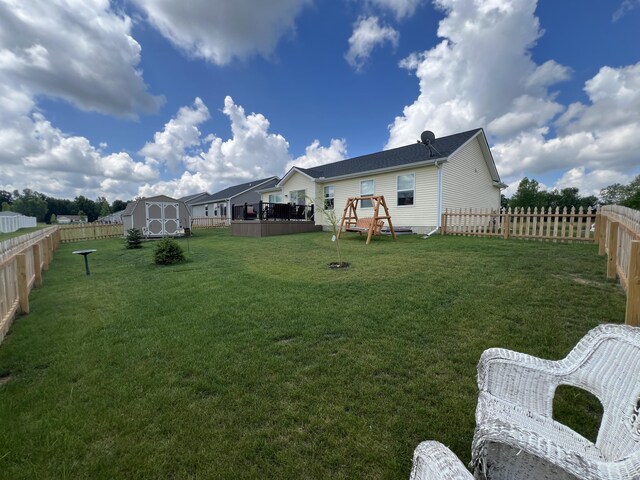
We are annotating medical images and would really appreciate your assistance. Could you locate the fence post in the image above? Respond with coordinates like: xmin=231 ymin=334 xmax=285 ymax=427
xmin=441 ymin=211 xmax=447 ymax=234
xmin=258 ymin=201 xmax=263 ymax=220
xmin=594 ymin=213 xmax=601 ymax=244
xmin=32 ymin=244 xmax=42 ymax=287
xmin=17 ymin=254 xmax=29 ymax=314
xmin=627 ymin=240 xmax=640 ymax=326
xmin=607 ymin=221 xmax=618 ymax=279
xmin=502 ymin=208 xmax=510 ymax=239
xmin=598 ymin=215 xmax=607 ymax=255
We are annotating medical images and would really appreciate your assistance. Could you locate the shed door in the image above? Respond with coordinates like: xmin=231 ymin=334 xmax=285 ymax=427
xmin=145 ymin=202 xmax=180 ymax=236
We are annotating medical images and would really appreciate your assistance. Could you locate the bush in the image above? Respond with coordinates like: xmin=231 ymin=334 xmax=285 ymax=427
xmin=153 ymin=237 xmax=185 ymax=265
xmin=125 ymin=228 xmax=143 ymax=249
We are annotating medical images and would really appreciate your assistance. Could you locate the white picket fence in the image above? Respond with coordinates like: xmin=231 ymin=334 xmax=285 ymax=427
xmin=0 ymin=214 xmax=37 ymax=233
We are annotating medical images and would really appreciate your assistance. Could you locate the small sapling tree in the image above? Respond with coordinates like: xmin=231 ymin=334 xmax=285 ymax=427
xmin=309 ymin=195 xmax=348 ymax=268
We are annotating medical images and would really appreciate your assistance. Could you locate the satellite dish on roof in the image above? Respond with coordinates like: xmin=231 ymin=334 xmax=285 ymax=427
xmin=419 ymin=130 xmax=441 ymax=158
xmin=421 ymin=130 xmax=436 ymax=145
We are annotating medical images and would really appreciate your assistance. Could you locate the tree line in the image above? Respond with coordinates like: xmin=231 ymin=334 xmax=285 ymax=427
xmin=503 ymin=175 xmax=640 ymax=211
xmin=0 ymin=189 xmax=131 ymax=223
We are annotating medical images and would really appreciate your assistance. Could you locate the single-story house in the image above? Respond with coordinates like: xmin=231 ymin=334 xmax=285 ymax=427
xmin=190 ymin=177 xmax=279 ymax=223
xmin=262 ymin=128 xmax=506 ymax=235
xmin=179 ymin=192 xmax=210 ymax=214
xmin=57 ymin=214 xmax=86 ymax=224
xmin=122 ymin=195 xmax=191 ymax=237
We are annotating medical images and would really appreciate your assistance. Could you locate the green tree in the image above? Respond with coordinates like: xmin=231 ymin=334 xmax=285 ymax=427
xmin=12 ymin=189 xmax=48 ymax=221
xmin=0 ymin=190 xmax=12 ymax=205
xmin=50 ymin=213 xmax=57 ymax=224
xmin=600 ymin=174 xmax=640 ymax=208
xmin=508 ymin=178 xmax=546 ymax=209
xmin=111 ymin=199 xmax=129 ymax=212
xmin=98 ymin=197 xmax=111 ymax=217
xmin=1 ymin=201 xmax=10 ymax=212
xmin=74 ymin=196 xmax=99 ymax=222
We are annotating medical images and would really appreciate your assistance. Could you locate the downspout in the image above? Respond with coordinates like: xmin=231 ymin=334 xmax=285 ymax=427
xmin=424 ymin=159 xmax=443 ymax=237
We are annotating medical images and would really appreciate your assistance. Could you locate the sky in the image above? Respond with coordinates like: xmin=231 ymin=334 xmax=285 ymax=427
xmin=0 ymin=0 xmax=639 ymax=202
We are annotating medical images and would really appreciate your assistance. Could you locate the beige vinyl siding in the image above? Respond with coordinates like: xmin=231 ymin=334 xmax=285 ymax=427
xmin=316 ymin=166 xmax=439 ymax=231
xmin=261 ymin=190 xmax=284 ymax=203
xmin=441 ymin=136 xmax=501 ymax=211
xmin=279 ymin=172 xmax=317 ymax=204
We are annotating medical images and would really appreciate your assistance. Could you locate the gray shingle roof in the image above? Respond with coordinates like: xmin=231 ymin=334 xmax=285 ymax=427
xmin=193 ymin=177 xmax=279 ymax=204
xmin=297 ymin=128 xmax=482 ymax=180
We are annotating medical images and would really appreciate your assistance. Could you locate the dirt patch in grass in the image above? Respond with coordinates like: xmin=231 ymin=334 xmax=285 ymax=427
xmin=0 ymin=374 xmax=12 ymax=386
xmin=554 ymin=273 xmax=610 ymax=289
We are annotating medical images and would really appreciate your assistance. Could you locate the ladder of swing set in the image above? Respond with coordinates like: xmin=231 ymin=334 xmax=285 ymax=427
xmin=336 ymin=195 xmax=397 ymax=245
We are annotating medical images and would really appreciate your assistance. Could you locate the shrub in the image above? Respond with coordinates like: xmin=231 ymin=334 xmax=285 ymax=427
xmin=153 ymin=237 xmax=185 ymax=265
xmin=125 ymin=228 xmax=143 ymax=249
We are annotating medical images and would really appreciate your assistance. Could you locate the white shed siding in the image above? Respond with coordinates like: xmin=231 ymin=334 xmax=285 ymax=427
xmin=441 ymin=137 xmax=500 ymax=211
xmin=317 ymin=166 xmax=439 ymax=232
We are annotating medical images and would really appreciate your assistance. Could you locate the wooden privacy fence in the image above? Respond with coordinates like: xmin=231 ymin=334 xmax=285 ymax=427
xmin=191 ymin=216 xmax=228 ymax=229
xmin=0 ymin=226 xmax=60 ymax=344
xmin=59 ymin=223 xmax=123 ymax=243
xmin=442 ymin=206 xmax=596 ymax=242
xmin=596 ymin=205 xmax=640 ymax=326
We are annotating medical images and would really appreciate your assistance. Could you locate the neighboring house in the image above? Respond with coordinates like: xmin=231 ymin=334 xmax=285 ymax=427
xmin=179 ymin=192 xmax=210 ymax=214
xmin=262 ymin=128 xmax=506 ymax=234
xmin=122 ymin=195 xmax=191 ymax=237
xmin=57 ymin=214 xmax=86 ymax=224
xmin=190 ymin=177 xmax=279 ymax=223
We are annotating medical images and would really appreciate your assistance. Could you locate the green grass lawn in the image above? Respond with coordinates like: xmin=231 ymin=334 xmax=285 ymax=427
xmin=0 ymin=229 xmax=626 ymax=479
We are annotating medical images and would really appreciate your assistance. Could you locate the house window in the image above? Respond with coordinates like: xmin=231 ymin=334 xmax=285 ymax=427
xmin=323 ymin=185 xmax=335 ymax=210
xmin=289 ymin=189 xmax=306 ymax=206
xmin=397 ymin=173 xmax=415 ymax=206
xmin=204 ymin=205 xmax=209 ymax=217
xmin=268 ymin=194 xmax=283 ymax=203
xmin=360 ymin=180 xmax=374 ymax=208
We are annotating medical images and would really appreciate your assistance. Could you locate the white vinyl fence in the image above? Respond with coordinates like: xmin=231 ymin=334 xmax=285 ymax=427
xmin=0 ymin=214 xmax=37 ymax=233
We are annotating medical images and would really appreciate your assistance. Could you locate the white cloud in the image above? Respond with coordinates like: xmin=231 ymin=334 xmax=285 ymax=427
xmin=0 ymin=112 xmax=159 ymax=201
xmin=612 ymin=0 xmax=640 ymax=22
xmin=346 ymin=16 xmax=399 ymax=71
xmin=286 ymin=138 xmax=347 ymax=171
xmin=140 ymin=98 xmax=210 ymax=171
xmin=367 ymin=0 xmax=423 ymax=19
xmin=0 ymin=0 xmax=165 ymax=201
xmin=138 ymin=96 xmax=345 ymax=198
xmin=387 ymin=0 xmax=638 ymax=197
xmin=0 ymin=0 xmax=162 ymax=117
xmin=131 ymin=0 xmax=311 ymax=65
xmin=553 ymin=167 xmax=633 ymax=197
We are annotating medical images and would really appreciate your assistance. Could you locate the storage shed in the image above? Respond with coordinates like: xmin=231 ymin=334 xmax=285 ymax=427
xmin=122 ymin=195 xmax=191 ymax=237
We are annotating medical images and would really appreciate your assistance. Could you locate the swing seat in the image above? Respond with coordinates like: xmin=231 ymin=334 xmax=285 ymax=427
xmin=346 ymin=217 xmax=384 ymax=235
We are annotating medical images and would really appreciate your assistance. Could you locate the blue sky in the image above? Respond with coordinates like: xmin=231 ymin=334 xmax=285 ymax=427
xmin=1 ymin=0 xmax=639 ymax=202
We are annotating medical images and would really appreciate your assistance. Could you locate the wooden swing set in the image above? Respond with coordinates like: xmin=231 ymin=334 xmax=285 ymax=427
xmin=336 ymin=195 xmax=397 ymax=245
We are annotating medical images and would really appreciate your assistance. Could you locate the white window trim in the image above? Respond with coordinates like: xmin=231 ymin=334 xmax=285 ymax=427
xmin=323 ymin=185 xmax=335 ymax=210
xmin=360 ymin=179 xmax=374 ymax=208
xmin=397 ymin=173 xmax=416 ymax=207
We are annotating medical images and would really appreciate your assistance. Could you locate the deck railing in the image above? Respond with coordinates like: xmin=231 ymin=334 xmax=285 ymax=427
xmin=232 ymin=202 xmax=314 ymax=222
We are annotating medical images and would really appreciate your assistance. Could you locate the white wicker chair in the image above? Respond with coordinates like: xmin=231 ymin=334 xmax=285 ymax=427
xmin=473 ymin=323 xmax=640 ymax=479
xmin=410 ymin=324 xmax=640 ymax=479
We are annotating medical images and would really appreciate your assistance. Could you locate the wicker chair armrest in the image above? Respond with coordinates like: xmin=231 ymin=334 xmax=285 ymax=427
xmin=477 ymin=348 xmax=566 ymax=415
xmin=409 ymin=441 xmax=474 ymax=480
xmin=473 ymin=396 xmax=640 ymax=479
